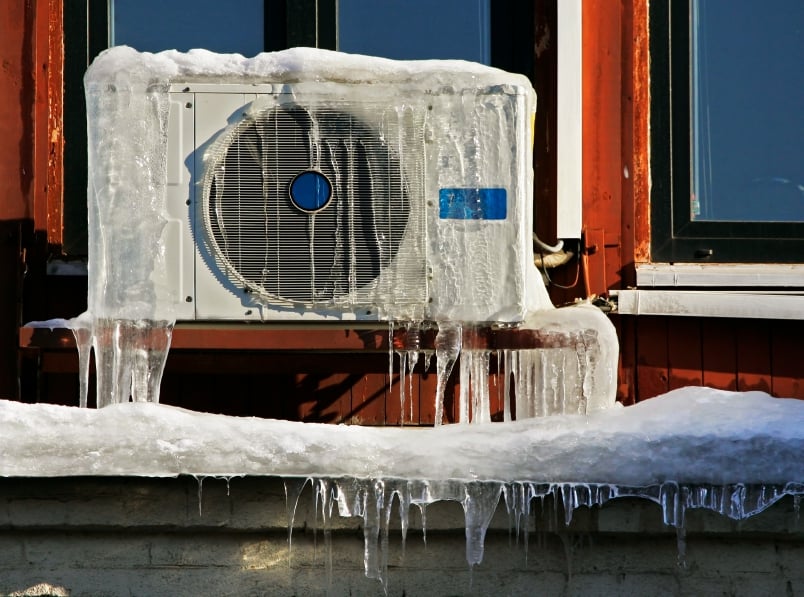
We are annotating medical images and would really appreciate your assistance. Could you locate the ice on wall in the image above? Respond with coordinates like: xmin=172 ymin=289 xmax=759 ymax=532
xmin=1 ymin=387 xmax=802 ymax=580
xmin=68 ymin=45 xmax=617 ymax=415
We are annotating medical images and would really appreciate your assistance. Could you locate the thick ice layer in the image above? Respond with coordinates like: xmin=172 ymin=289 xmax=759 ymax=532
xmin=1 ymin=388 xmax=801 ymax=579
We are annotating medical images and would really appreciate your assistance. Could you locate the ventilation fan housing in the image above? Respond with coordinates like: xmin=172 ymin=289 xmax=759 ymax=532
xmin=163 ymin=79 xmax=538 ymax=323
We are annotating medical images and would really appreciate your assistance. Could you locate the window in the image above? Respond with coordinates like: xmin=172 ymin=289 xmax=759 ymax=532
xmin=650 ymin=0 xmax=804 ymax=263
xmin=338 ymin=0 xmax=490 ymax=63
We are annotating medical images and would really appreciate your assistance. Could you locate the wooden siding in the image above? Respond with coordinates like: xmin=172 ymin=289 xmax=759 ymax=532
xmin=635 ymin=316 xmax=804 ymax=400
xmin=24 ymin=348 xmax=514 ymax=425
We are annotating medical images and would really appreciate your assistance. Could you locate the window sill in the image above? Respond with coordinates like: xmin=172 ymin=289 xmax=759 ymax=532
xmin=613 ymin=289 xmax=804 ymax=319
xmin=636 ymin=263 xmax=804 ymax=288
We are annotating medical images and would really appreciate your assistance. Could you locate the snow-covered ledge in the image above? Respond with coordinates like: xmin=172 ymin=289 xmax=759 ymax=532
xmin=613 ymin=289 xmax=804 ymax=319
xmin=2 ymin=387 xmax=801 ymax=578
xmin=2 ymin=387 xmax=801 ymax=493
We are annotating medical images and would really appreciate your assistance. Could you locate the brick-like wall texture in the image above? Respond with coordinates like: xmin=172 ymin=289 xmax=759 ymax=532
xmin=0 ymin=477 xmax=801 ymax=596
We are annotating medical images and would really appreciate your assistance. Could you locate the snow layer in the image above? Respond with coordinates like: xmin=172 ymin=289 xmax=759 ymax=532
xmin=2 ymin=387 xmax=801 ymax=484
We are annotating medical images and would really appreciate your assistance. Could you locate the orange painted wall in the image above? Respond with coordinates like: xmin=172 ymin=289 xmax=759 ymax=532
xmin=0 ymin=1 xmax=33 ymax=221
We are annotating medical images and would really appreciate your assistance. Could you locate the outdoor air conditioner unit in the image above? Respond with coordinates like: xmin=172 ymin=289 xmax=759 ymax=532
xmin=162 ymin=77 xmax=538 ymax=324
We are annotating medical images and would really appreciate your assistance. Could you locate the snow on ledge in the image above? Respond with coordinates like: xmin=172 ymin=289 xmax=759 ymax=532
xmin=1 ymin=387 xmax=801 ymax=485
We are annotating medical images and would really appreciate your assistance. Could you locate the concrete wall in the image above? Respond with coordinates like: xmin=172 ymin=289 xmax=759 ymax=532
xmin=0 ymin=477 xmax=801 ymax=596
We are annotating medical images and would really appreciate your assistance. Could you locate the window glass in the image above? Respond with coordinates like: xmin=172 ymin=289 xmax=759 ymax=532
xmin=111 ymin=0 xmax=264 ymax=55
xmin=338 ymin=0 xmax=490 ymax=63
xmin=691 ymin=0 xmax=803 ymax=222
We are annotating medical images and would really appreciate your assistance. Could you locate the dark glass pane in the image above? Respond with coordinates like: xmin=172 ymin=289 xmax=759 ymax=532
xmin=338 ymin=0 xmax=490 ymax=63
xmin=691 ymin=0 xmax=804 ymax=222
xmin=111 ymin=0 xmax=264 ymax=56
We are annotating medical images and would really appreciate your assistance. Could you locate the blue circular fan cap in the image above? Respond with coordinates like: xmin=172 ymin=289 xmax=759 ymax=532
xmin=289 ymin=170 xmax=333 ymax=212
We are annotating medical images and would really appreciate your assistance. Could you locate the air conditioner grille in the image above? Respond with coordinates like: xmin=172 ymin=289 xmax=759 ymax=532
xmin=203 ymin=104 xmax=426 ymax=308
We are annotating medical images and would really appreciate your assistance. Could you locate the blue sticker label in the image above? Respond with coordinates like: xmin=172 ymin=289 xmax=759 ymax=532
xmin=438 ymin=188 xmax=507 ymax=220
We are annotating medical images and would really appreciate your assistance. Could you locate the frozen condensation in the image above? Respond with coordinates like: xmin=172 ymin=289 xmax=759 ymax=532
xmin=0 ymin=387 xmax=801 ymax=582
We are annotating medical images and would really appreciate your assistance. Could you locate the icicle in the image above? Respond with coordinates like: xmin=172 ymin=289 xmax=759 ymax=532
xmin=284 ymin=477 xmax=310 ymax=569
xmin=380 ymin=485 xmax=399 ymax=592
xmin=502 ymin=350 xmax=512 ymax=423
xmin=419 ymin=503 xmax=428 ymax=548
xmin=388 ymin=321 xmax=395 ymax=420
xmin=463 ymin=482 xmax=503 ymax=566
xmin=503 ymin=482 xmax=528 ymax=547
xmin=470 ymin=350 xmax=491 ymax=424
xmin=111 ymin=320 xmax=133 ymax=404
xmin=433 ymin=322 xmax=462 ymax=425
xmin=392 ymin=322 xmax=423 ymax=425
xmin=71 ymin=325 xmax=92 ymax=408
xmin=362 ymin=479 xmax=385 ymax=581
xmin=408 ymin=357 xmax=416 ymax=422
xmin=659 ymin=482 xmax=684 ymax=529
xmin=397 ymin=351 xmax=408 ymax=424
xmin=560 ymin=484 xmax=576 ymax=526
xmin=130 ymin=320 xmax=173 ymax=403
xmin=194 ymin=475 xmax=205 ymax=517
xmin=397 ymin=482 xmax=411 ymax=563
xmin=272 ymin=477 xmax=804 ymax=579
xmin=92 ymin=320 xmax=118 ymax=408
xmin=401 ymin=323 xmax=422 ymax=423
xmin=537 ymin=350 xmax=548 ymax=417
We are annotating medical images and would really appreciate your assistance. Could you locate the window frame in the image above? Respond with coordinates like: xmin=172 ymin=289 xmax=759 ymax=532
xmin=649 ymin=0 xmax=804 ymax=264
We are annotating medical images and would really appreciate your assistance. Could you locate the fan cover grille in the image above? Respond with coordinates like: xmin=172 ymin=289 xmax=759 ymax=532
xmin=203 ymin=104 xmax=424 ymax=307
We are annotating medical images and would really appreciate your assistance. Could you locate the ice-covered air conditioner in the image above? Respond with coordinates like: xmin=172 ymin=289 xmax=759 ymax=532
xmin=163 ymin=79 xmax=539 ymax=323
xmin=84 ymin=48 xmax=545 ymax=325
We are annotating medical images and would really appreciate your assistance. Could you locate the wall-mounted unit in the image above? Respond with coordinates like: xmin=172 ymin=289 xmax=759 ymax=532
xmin=163 ymin=76 xmax=541 ymax=323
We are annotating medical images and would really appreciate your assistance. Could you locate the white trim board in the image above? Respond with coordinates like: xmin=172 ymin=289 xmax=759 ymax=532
xmin=556 ymin=0 xmax=582 ymax=239
xmin=614 ymin=289 xmax=804 ymax=319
